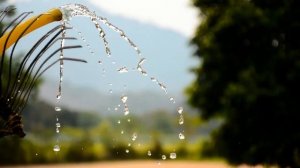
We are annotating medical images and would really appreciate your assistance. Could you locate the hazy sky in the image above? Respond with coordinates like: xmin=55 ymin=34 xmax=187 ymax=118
xmin=88 ymin=0 xmax=199 ymax=37
xmin=8 ymin=0 xmax=199 ymax=37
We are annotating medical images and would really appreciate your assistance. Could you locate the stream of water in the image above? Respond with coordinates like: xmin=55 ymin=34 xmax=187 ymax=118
xmin=51 ymin=3 xmax=185 ymax=160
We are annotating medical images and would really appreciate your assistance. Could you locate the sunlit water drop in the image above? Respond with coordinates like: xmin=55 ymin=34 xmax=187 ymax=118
xmin=125 ymin=149 xmax=130 ymax=153
xmin=162 ymin=155 xmax=166 ymax=160
xmin=170 ymin=153 xmax=177 ymax=159
xmin=121 ymin=96 xmax=128 ymax=103
xmin=177 ymin=107 xmax=183 ymax=114
xmin=53 ymin=145 xmax=60 ymax=152
xmin=179 ymin=115 xmax=184 ymax=125
xmin=56 ymin=123 xmax=61 ymax=128
xmin=179 ymin=133 xmax=185 ymax=140
xmin=118 ymin=67 xmax=129 ymax=73
xmin=55 ymin=107 xmax=62 ymax=112
xmin=132 ymin=133 xmax=138 ymax=141
xmin=147 ymin=150 xmax=152 ymax=156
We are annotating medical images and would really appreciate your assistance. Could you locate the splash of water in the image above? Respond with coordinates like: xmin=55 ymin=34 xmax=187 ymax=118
xmin=55 ymin=3 xmax=186 ymax=159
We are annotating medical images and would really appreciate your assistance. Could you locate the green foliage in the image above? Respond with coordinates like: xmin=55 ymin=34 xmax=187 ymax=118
xmin=189 ymin=0 xmax=300 ymax=167
xmin=0 ymin=99 xmax=206 ymax=165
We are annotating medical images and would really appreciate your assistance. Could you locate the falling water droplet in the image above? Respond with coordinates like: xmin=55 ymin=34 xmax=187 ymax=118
xmin=109 ymin=89 xmax=113 ymax=94
xmin=121 ymin=96 xmax=128 ymax=103
xmin=124 ymin=108 xmax=130 ymax=116
xmin=53 ymin=145 xmax=60 ymax=152
xmin=151 ymin=77 xmax=157 ymax=82
xmin=127 ymin=118 xmax=131 ymax=122
xmin=132 ymin=133 xmax=138 ymax=141
xmin=121 ymin=130 xmax=124 ymax=134
xmin=138 ymin=58 xmax=146 ymax=66
xmin=128 ymin=143 xmax=131 ymax=147
xmin=35 ymin=153 xmax=38 ymax=156
xmin=117 ymin=120 xmax=121 ymax=124
xmin=114 ymin=107 xmax=118 ymax=111
xmin=118 ymin=67 xmax=129 ymax=73
xmin=179 ymin=133 xmax=185 ymax=140
xmin=170 ymin=153 xmax=177 ymax=159
xmin=179 ymin=115 xmax=184 ymax=125
xmin=177 ymin=107 xmax=183 ymax=114
xmin=169 ymin=97 xmax=175 ymax=103
xmin=56 ymin=95 xmax=61 ymax=100
xmin=98 ymin=60 xmax=102 ymax=64
xmin=162 ymin=155 xmax=166 ymax=160
xmin=55 ymin=107 xmax=62 ymax=112
xmin=126 ymin=149 xmax=130 ymax=153
xmin=158 ymin=82 xmax=167 ymax=94
xmin=147 ymin=150 xmax=152 ymax=156
xmin=56 ymin=127 xmax=60 ymax=133
xmin=56 ymin=123 xmax=61 ymax=128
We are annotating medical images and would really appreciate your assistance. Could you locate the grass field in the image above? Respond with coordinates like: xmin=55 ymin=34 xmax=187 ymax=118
xmin=3 ymin=161 xmax=266 ymax=168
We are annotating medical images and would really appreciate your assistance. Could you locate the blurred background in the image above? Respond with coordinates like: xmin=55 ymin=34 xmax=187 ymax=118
xmin=1 ymin=0 xmax=300 ymax=167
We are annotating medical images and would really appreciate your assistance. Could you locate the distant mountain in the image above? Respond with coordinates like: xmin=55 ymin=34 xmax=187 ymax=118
xmin=38 ymin=79 xmax=186 ymax=115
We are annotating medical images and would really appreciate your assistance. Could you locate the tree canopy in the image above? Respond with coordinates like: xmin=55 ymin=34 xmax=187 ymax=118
xmin=188 ymin=0 xmax=300 ymax=167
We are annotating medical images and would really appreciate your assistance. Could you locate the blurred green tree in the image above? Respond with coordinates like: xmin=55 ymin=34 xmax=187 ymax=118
xmin=188 ymin=0 xmax=300 ymax=167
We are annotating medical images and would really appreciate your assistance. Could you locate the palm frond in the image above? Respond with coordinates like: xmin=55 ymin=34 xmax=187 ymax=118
xmin=0 ymin=7 xmax=86 ymax=138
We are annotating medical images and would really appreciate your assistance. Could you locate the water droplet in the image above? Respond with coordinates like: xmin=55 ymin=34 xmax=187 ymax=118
xmin=114 ymin=107 xmax=118 ymax=111
xmin=35 ymin=153 xmax=38 ymax=156
xmin=55 ymin=107 xmax=62 ymax=112
xmin=128 ymin=143 xmax=131 ymax=147
xmin=56 ymin=95 xmax=61 ymax=100
xmin=138 ymin=58 xmax=146 ymax=66
xmin=118 ymin=67 xmax=129 ymax=73
xmin=109 ymin=89 xmax=113 ymax=94
xmin=147 ymin=150 xmax=152 ymax=156
xmin=121 ymin=130 xmax=124 ymax=134
xmin=117 ymin=120 xmax=121 ymax=124
xmin=179 ymin=115 xmax=184 ymax=125
xmin=151 ymin=77 xmax=157 ymax=82
xmin=98 ymin=60 xmax=102 ymax=64
xmin=132 ymin=133 xmax=138 ymax=141
xmin=53 ymin=145 xmax=60 ymax=152
xmin=272 ymin=39 xmax=279 ymax=47
xmin=170 ymin=153 xmax=177 ymax=159
xmin=56 ymin=127 xmax=60 ymax=133
xmin=127 ymin=119 xmax=131 ymax=122
xmin=162 ymin=155 xmax=166 ymax=160
xmin=56 ymin=123 xmax=61 ymax=128
xmin=126 ymin=149 xmax=129 ymax=153
xmin=169 ymin=97 xmax=175 ymax=103
xmin=121 ymin=96 xmax=128 ymax=103
xmin=158 ymin=82 xmax=167 ymax=93
xmin=179 ymin=133 xmax=185 ymax=140
xmin=124 ymin=108 xmax=130 ymax=116
xmin=177 ymin=107 xmax=183 ymax=114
